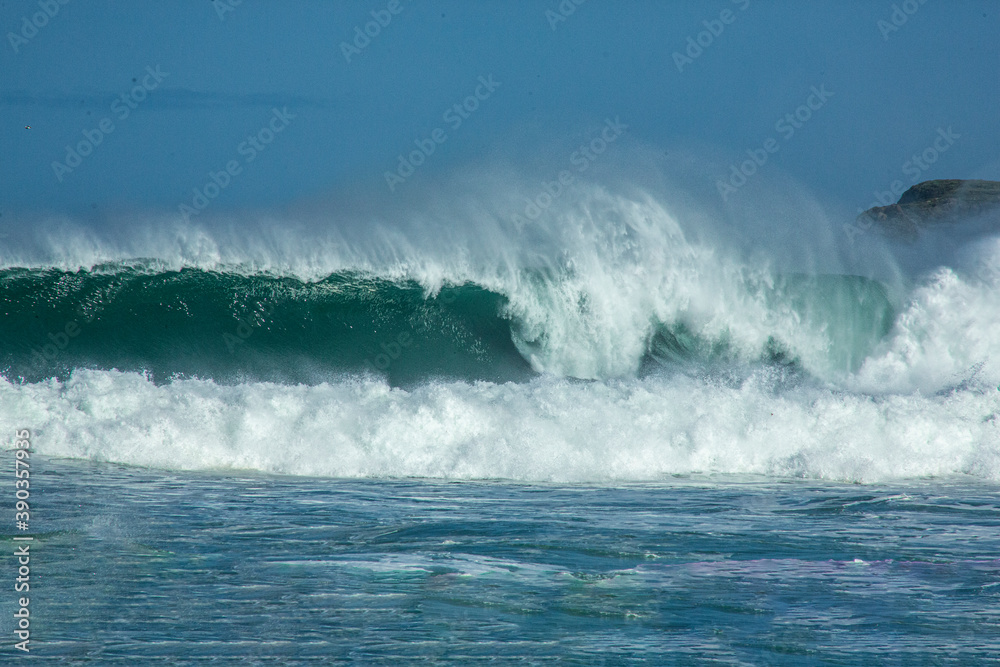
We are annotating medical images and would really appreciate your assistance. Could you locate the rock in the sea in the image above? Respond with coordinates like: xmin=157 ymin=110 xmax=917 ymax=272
xmin=859 ymin=179 xmax=1000 ymax=238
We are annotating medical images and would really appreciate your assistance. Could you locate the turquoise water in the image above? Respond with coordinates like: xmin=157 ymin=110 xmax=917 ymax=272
xmin=4 ymin=457 xmax=998 ymax=664
xmin=0 ymin=266 xmax=892 ymax=385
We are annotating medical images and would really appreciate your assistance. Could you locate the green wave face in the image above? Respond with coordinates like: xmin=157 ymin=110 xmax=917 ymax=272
xmin=774 ymin=274 xmax=896 ymax=374
xmin=0 ymin=267 xmax=533 ymax=385
xmin=1 ymin=266 xmax=896 ymax=384
xmin=646 ymin=274 xmax=896 ymax=376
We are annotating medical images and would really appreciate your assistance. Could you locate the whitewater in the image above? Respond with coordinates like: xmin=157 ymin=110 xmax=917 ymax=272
xmin=4 ymin=182 xmax=1000 ymax=484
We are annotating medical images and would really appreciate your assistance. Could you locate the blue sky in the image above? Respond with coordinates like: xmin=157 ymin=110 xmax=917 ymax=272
xmin=1 ymin=0 xmax=998 ymax=222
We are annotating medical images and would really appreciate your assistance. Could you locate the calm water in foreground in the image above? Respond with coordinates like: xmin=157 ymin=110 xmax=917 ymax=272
xmin=2 ymin=458 xmax=998 ymax=665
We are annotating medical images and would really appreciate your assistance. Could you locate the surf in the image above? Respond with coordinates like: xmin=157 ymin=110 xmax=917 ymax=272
xmin=1 ymin=263 xmax=894 ymax=385
xmin=3 ymin=181 xmax=1000 ymax=483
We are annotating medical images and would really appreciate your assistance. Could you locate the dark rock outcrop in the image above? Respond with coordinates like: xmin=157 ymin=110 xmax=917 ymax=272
xmin=859 ymin=179 xmax=1000 ymax=238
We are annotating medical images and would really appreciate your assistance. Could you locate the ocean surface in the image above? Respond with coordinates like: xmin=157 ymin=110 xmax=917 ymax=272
xmin=2 ymin=188 xmax=1000 ymax=662
xmin=2 ymin=460 xmax=1000 ymax=664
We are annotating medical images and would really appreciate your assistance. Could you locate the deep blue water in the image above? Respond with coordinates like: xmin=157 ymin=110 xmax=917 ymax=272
xmin=4 ymin=457 xmax=999 ymax=664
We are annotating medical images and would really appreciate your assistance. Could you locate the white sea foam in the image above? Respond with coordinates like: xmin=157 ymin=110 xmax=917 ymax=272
xmin=3 ymin=368 xmax=998 ymax=483
xmin=852 ymin=266 xmax=1000 ymax=395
